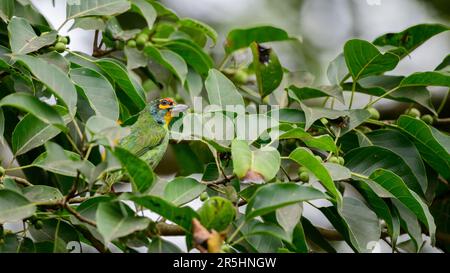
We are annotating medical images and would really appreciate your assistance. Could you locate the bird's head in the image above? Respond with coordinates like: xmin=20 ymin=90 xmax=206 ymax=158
xmin=148 ymin=98 xmax=188 ymax=127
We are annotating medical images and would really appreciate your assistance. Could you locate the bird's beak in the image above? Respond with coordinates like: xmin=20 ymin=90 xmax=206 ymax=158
xmin=170 ymin=104 xmax=189 ymax=116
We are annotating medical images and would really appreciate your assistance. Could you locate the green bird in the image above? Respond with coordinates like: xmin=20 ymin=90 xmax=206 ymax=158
xmin=120 ymin=97 xmax=188 ymax=168
xmin=105 ymin=98 xmax=188 ymax=188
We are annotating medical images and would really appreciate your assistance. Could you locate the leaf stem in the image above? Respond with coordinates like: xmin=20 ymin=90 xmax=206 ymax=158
xmin=365 ymin=86 xmax=400 ymax=108
xmin=348 ymin=80 xmax=357 ymax=109
xmin=218 ymin=54 xmax=230 ymax=70
xmin=437 ymin=88 xmax=449 ymax=115
xmin=227 ymin=219 xmax=246 ymax=244
xmin=350 ymin=172 xmax=369 ymax=180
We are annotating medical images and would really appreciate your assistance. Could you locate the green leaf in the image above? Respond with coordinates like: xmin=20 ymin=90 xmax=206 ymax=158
xmin=70 ymin=67 xmax=119 ymax=121
xmin=373 ymin=24 xmax=450 ymax=58
xmin=131 ymin=0 xmax=157 ymax=28
xmin=300 ymin=101 xmax=370 ymax=133
xmin=22 ymin=185 xmax=63 ymax=203
xmin=250 ymin=42 xmax=283 ymax=97
xmin=366 ymin=129 xmax=428 ymax=193
xmin=301 ymin=217 xmax=336 ymax=253
xmin=124 ymin=46 xmax=148 ymax=70
xmin=237 ymin=218 xmax=283 ymax=252
xmin=0 ymin=93 xmax=65 ymax=129
xmin=67 ymin=0 xmax=130 ymax=20
xmin=369 ymin=169 xmax=436 ymax=245
xmin=289 ymin=147 xmax=342 ymax=206
xmin=435 ymin=54 xmax=450 ymax=71
xmin=397 ymin=115 xmax=450 ymax=181
xmin=148 ymin=237 xmax=183 ymax=253
xmin=0 ymin=108 xmax=4 ymax=137
xmin=95 ymin=58 xmax=146 ymax=110
xmin=179 ymin=18 xmax=217 ymax=45
xmin=163 ymin=39 xmax=213 ymax=76
xmin=28 ymin=219 xmax=79 ymax=253
xmin=143 ymin=46 xmax=188 ymax=83
xmin=279 ymin=127 xmax=338 ymax=154
xmin=198 ymin=196 xmax=236 ymax=232
xmin=14 ymin=55 xmax=77 ymax=115
xmin=348 ymin=75 xmax=436 ymax=115
xmin=245 ymin=221 xmax=291 ymax=243
xmin=276 ymin=204 xmax=302 ymax=237
xmin=391 ymin=199 xmax=423 ymax=252
xmin=246 ymin=183 xmax=327 ymax=219
xmin=163 ymin=177 xmax=206 ymax=206
xmin=225 ymin=26 xmax=291 ymax=54
xmin=345 ymin=145 xmax=424 ymax=195
xmin=0 ymin=189 xmax=36 ymax=224
xmin=0 ymin=0 xmax=14 ymax=22
xmin=69 ymin=17 xmax=106 ymax=31
xmin=114 ymin=147 xmax=154 ymax=193
xmin=320 ymin=197 xmax=381 ymax=253
xmin=8 ymin=17 xmax=57 ymax=55
xmin=327 ymin=53 xmax=348 ymax=85
xmin=96 ymin=201 xmax=150 ymax=244
xmin=129 ymin=195 xmax=199 ymax=231
xmin=344 ymin=39 xmax=399 ymax=80
xmin=399 ymin=71 xmax=450 ymax=88
xmin=205 ymin=69 xmax=245 ymax=107
xmin=231 ymin=140 xmax=280 ymax=183
xmin=288 ymin=85 xmax=345 ymax=104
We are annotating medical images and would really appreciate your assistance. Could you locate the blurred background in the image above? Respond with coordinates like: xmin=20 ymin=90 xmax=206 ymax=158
xmin=13 ymin=0 xmax=448 ymax=253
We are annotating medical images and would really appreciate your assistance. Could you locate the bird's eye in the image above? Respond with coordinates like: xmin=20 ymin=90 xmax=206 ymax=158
xmin=160 ymin=100 xmax=167 ymax=105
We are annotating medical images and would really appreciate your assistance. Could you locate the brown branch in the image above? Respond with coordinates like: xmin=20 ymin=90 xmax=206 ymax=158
xmin=64 ymin=203 xmax=97 ymax=227
xmin=75 ymin=225 xmax=110 ymax=253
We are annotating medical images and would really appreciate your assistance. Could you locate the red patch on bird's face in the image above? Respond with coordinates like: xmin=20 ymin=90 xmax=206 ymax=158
xmin=158 ymin=98 xmax=175 ymax=110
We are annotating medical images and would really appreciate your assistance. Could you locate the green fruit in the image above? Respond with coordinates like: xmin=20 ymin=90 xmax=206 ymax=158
xmin=233 ymin=70 xmax=248 ymax=84
xmin=329 ymin=156 xmax=339 ymax=164
xmin=144 ymin=41 xmax=153 ymax=48
xmin=298 ymin=166 xmax=308 ymax=174
xmin=299 ymin=172 xmax=309 ymax=182
xmin=141 ymin=27 xmax=152 ymax=36
xmin=136 ymin=38 xmax=146 ymax=50
xmin=200 ymin=192 xmax=209 ymax=202
xmin=34 ymin=220 xmax=44 ymax=230
xmin=338 ymin=156 xmax=345 ymax=165
xmin=405 ymin=108 xmax=421 ymax=118
xmin=0 ymin=166 xmax=5 ymax=176
xmin=367 ymin=107 xmax=380 ymax=120
xmin=58 ymin=36 xmax=68 ymax=44
xmin=421 ymin=114 xmax=434 ymax=125
xmin=54 ymin=42 xmax=66 ymax=53
xmin=136 ymin=33 xmax=149 ymax=43
xmin=127 ymin=39 xmax=137 ymax=48
xmin=315 ymin=155 xmax=322 ymax=162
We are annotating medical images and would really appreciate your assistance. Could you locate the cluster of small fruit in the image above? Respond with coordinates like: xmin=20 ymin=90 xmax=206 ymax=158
xmin=49 ymin=35 xmax=70 ymax=53
xmin=404 ymin=107 xmax=434 ymax=125
xmin=125 ymin=27 xmax=153 ymax=50
xmin=297 ymin=155 xmax=344 ymax=183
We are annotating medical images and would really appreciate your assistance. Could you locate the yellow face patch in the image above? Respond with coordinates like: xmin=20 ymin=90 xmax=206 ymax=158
xmin=159 ymin=104 xmax=171 ymax=110
xmin=164 ymin=111 xmax=172 ymax=127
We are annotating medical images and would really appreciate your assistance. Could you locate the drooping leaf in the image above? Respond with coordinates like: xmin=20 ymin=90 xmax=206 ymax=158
xmin=163 ymin=177 xmax=206 ymax=206
xmin=289 ymin=147 xmax=342 ymax=206
xmin=95 ymin=58 xmax=146 ymax=110
xmin=369 ymin=169 xmax=436 ymax=245
xmin=28 ymin=219 xmax=79 ymax=253
xmin=131 ymin=0 xmax=157 ymax=28
xmin=373 ymin=24 xmax=450 ymax=58
xmin=397 ymin=115 xmax=450 ymax=181
xmin=345 ymin=145 xmax=424 ymax=196
xmin=288 ymin=85 xmax=344 ymax=104
xmin=143 ymin=46 xmax=188 ymax=83
xmin=205 ymin=69 xmax=245 ymax=107
xmin=14 ymin=55 xmax=77 ymax=115
xmin=320 ymin=197 xmax=381 ymax=253
xmin=250 ymin=42 xmax=283 ymax=97
xmin=96 ymin=201 xmax=149 ymax=244
xmin=344 ymin=39 xmax=399 ymax=80
xmin=114 ymin=147 xmax=154 ymax=193
xmin=246 ymin=183 xmax=327 ymax=219
xmin=148 ymin=237 xmax=183 ymax=253
xmin=399 ymin=71 xmax=450 ymax=88
xmin=69 ymin=17 xmax=106 ymax=31
xmin=8 ymin=17 xmax=57 ymax=55
xmin=67 ymin=0 xmax=130 ymax=20
xmin=70 ymin=67 xmax=119 ymax=121
xmin=225 ymin=26 xmax=291 ymax=54
xmin=279 ymin=127 xmax=338 ymax=154
xmin=231 ymin=140 xmax=280 ymax=183
xmin=179 ymin=18 xmax=217 ymax=45
xmin=163 ymin=39 xmax=213 ymax=76
xmin=0 ymin=189 xmax=36 ymax=224
xmin=129 ymin=195 xmax=199 ymax=231
xmin=276 ymin=204 xmax=302 ymax=237
xmin=22 ymin=185 xmax=63 ymax=203
xmin=0 ymin=93 xmax=65 ymax=130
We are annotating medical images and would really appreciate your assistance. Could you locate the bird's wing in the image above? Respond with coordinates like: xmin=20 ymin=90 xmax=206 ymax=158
xmin=119 ymin=114 xmax=168 ymax=157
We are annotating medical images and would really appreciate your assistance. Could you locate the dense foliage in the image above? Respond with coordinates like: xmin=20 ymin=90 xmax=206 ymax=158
xmin=0 ymin=0 xmax=449 ymax=253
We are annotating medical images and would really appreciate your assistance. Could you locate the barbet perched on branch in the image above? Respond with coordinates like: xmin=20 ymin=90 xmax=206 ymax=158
xmin=106 ymin=98 xmax=188 ymax=187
